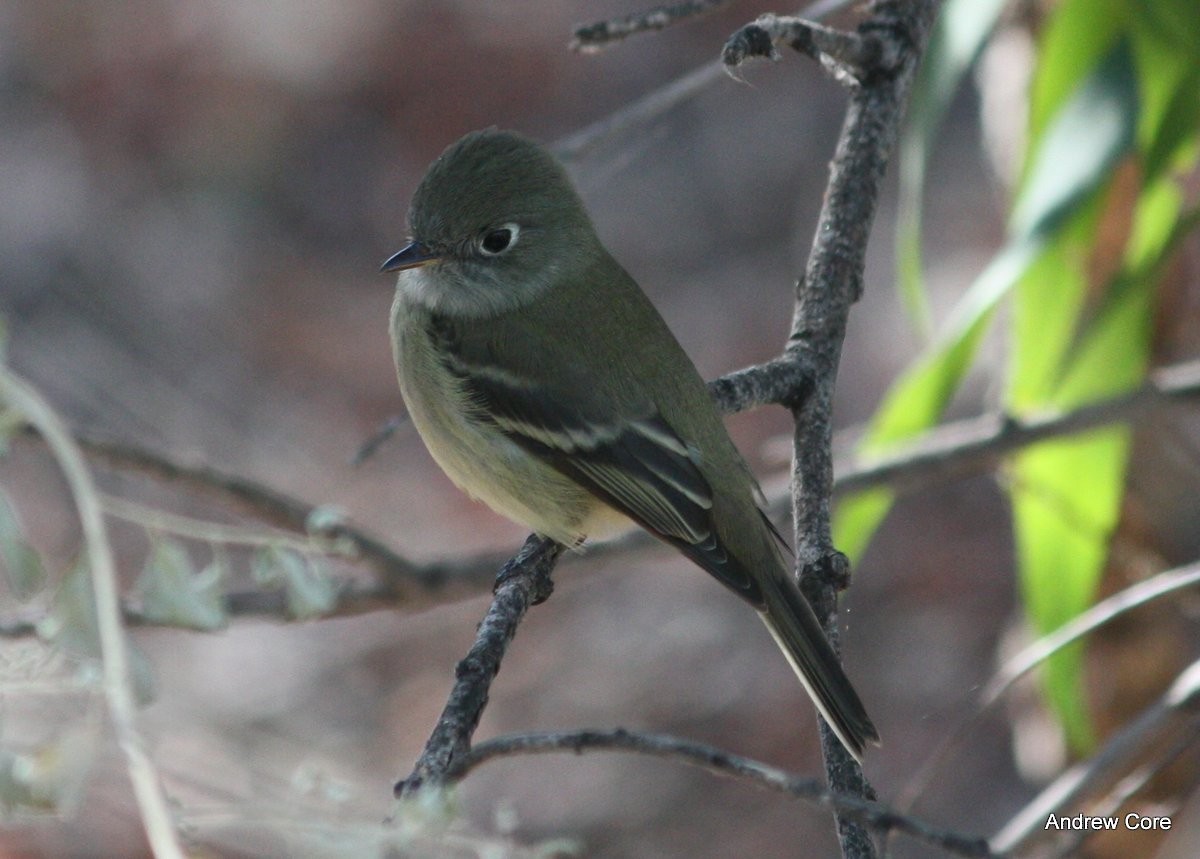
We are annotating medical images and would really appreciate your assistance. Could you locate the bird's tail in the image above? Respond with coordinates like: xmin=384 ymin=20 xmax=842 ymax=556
xmin=759 ymin=572 xmax=879 ymax=762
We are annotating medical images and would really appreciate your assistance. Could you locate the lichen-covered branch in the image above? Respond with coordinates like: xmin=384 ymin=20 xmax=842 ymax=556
xmin=725 ymin=2 xmax=941 ymax=855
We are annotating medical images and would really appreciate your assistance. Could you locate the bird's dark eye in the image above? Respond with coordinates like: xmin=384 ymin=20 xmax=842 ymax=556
xmin=479 ymin=223 xmax=519 ymax=256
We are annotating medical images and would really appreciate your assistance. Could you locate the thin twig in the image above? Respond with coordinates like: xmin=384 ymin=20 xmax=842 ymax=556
xmin=886 ymin=558 xmax=1200 ymax=853
xmin=553 ymin=61 xmax=726 ymax=164
xmin=450 ymin=728 xmax=996 ymax=857
xmin=982 ymin=561 xmax=1200 ymax=707
xmin=571 ymin=0 xmax=732 ymax=53
xmin=556 ymin=1 xmax=854 ymax=163
xmin=0 ymin=369 xmax=186 ymax=858
xmin=350 ymin=413 xmax=409 ymax=466
xmin=1042 ymin=729 xmax=1200 ymax=859
xmin=99 ymin=493 xmax=333 ymax=554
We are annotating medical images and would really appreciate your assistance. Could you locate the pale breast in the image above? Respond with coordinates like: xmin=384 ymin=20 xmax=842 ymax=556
xmin=390 ymin=297 xmax=601 ymax=546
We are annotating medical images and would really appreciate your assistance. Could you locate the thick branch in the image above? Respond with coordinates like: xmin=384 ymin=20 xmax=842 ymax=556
xmin=449 ymin=728 xmax=995 ymax=857
xmin=724 ymin=1 xmax=942 ymax=855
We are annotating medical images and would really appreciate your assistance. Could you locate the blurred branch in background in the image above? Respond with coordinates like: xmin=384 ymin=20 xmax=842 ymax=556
xmin=0 ymin=367 xmax=185 ymax=858
xmin=990 ymin=660 xmax=1200 ymax=856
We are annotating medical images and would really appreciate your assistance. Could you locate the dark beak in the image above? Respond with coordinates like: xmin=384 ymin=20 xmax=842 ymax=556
xmin=380 ymin=241 xmax=440 ymax=273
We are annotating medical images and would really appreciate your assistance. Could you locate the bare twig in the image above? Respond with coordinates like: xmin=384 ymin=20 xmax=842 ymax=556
xmin=351 ymin=413 xmax=409 ymax=466
xmin=393 ymin=535 xmax=563 ymax=797
xmin=887 ymin=558 xmax=1200 ymax=851
xmin=983 ymin=560 xmax=1200 ymax=707
xmin=556 ymin=2 xmax=855 ymax=164
xmin=553 ymin=61 xmax=726 ymax=164
xmin=707 ymin=355 xmax=814 ymax=413
xmin=449 ymin=728 xmax=995 ymax=857
xmin=1041 ymin=730 xmax=1200 ymax=859
xmin=0 ymin=369 xmax=186 ymax=858
xmin=572 ymin=0 xmax=731 ymax=52
xmin=60 ymin=429 xmax=501 ymax=603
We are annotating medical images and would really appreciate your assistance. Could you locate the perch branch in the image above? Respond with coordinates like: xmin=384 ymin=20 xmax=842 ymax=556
xmin=393 ymin=535 xmax=563 ymax=797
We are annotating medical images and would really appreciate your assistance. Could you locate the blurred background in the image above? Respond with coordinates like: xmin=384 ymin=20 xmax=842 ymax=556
xmin=1 ymin=1 xmax=1196 ymax=857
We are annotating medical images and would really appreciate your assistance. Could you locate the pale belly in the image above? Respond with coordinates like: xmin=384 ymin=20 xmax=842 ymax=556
xmin=393 ymin=306 xmax=632 ymax=546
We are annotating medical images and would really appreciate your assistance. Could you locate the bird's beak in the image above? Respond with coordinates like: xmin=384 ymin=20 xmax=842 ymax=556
xmin=380 ymin=241 xmax=440 ymax=273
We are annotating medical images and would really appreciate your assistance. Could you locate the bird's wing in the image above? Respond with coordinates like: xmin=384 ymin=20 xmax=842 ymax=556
xmin=431 ymin=319 xmax=756 ymax=595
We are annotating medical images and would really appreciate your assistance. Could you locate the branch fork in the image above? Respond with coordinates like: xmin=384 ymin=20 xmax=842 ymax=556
xmin=723 ymin=12 xmax=912 ymax=87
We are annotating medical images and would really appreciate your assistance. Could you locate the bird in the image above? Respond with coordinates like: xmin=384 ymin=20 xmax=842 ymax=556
xmin=382 ymin=128 xmax=878 ymax=761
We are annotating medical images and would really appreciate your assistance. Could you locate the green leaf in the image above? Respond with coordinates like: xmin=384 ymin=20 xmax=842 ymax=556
xmin=831 ymin=487 xmax=894 ymax=565
xmin=305 ymin=504 xmax=348 ymax=535
xmin=38 ymin=556 xmax=157 ymax=705
xmin=134 ymin=537 xmax=227 ymax=631
xmin=896 ymin=0 xmax=1008 ymax=334
xmin=1006 ymin=203 xmax=1100 ymax=409
xmin=1005 ymin=48 xmax=1160 ymax=745
xmin=0 ymin=487 xmax=46 ymax=602
xmin=252 ymin=545 xmax=285 ymax=587
xmin=1011 ymin=40 xmax=1138 ymax=239
xmin=253 ymin=545 xmax=337 ymax=620
xmin=37 ymin=557 xmax=99 ymax=660
xmin=1011 ymin=429 xmax=1131 ymax=751
xmin=0 ymin=727 xmax=97 ymax=815
xmin=1129 ymin=22 xmax=1200 ymax=182
xmin=0 ymin=409 xmax=24 ymax=457
xmin=1026 ymin=0 xmax=1127 ymax=151
xmin=1137 ymin=0 xmax=1200 ymax=54
xmin=282 ymin=554 xmax=337 ymax=621
xmin=834 ymin=238 xmax=1041 ymax=560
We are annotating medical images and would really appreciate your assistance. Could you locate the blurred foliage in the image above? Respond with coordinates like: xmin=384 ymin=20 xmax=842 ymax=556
xmin=836 ymin=0 xmax=1200 ymax=751
xmin=133 ymin=536 xmax=227 ymax=631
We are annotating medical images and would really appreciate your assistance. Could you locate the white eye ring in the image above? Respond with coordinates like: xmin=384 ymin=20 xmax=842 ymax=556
xmin=479 ymin=223 xmax=520 ymax=256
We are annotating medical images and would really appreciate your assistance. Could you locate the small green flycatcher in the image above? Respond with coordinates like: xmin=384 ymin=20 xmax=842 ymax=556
xmin=383 ymin=129 xmax=878 ymax=760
